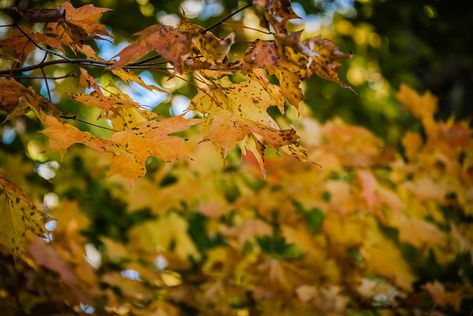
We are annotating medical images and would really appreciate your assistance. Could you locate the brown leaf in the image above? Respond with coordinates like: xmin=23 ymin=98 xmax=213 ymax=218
xmin=61 ymin=1 xmax=111 ymax=37
xmin=0 ymin=26 xmax=63 ymax=61
xmin=78 ymin=68 xmax=103 ymax=95
xmin=179 ymin=18 xmax=235 ymax=65
xmin=0 ymin=78 xmax=46 ymax=123
xmin=306 ymin=36 xmax=354 ymax=93
xmin=111 ymin=24 xmax=195 ymax=71
xmin=243 ymin=40 xmax=304 ymax=107
xmin=254 ymin=0 xmax=300 ymax=35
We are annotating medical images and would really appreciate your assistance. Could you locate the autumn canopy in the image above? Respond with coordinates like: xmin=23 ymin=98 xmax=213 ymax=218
xmin=0 ymin=0 xmax=472 ymax=315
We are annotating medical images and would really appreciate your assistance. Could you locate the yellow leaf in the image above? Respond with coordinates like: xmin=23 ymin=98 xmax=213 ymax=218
xmin=397 ymin=84 xmax=438 ymax=137
xmin=363 ymin=228 xmax=416 ymax=291
xmin=0 ymin=176 xmax=47 ymax=256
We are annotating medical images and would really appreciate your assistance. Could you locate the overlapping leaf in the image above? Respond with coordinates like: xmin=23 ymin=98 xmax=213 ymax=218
xmin=41 ymin=115 xmax=197 ymax=182
xmin=111 ymin=24 xmax=195 ymax=71
xmin=46 ymin=1 xmax=111 ymax=47
xmin=189 ymin=74 xmax=302 ymax=164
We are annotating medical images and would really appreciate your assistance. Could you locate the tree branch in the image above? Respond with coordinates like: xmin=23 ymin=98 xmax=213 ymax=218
xmin=60 ymin=115 xmax=118 ymax=132
xmin=1 ymin=73 xmax=77 ymax=80
xmin=201 ymin=3 xmax=252 ymax=34
xmin=39 ymin=51 xmax=52 ymax=101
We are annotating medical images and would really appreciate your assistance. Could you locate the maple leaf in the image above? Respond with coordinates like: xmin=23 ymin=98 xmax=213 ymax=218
xmin=397 ymin=84 xmax=438 ymax=138
xmin=41 ymin=115 xmax=110 ymax=157
xmin=42 ymin=115 xmax=197 ymax=181
xmin=71 ymin=93 xmax=154 ymax=130
xmin=111 ymin=69 xmax=165 ymax=92
xmin=0 ymin=176 xmax=47 ymax=256
xmin=107 ymin=115 xmax=198 ymax=181
xmin=46 ymin=1 xmax=111 ymax=47
xmin=78 ymin=68 xmax=103 ymax=96
xmin=0 ymin=78 xmax=37 ymax=114
xmin=191 ymin=75 xmax=281 ymax=127
xmin=71 ymin=94 xmax=140 ymax=112
xmin=0 ymin=26 xmax=63 ymax=60
xmin=0 ymin=78 xmax=47 ymax=123
xmin=243 ymin=39 xmax=305 ymax=107
xmin=179 ymin=17 xmax=235 ymax=66
xmin=61 ymin=1 xmax=111 ymax=37
xmin=190 ymin=75 xmax=301 ymax=164
xmin=111 ymin=24 xmax=195 ymax=71
xmin=254 ymin=0 xmax=300 ymax=35
xmin=305 ymin=36 xmax=354 ymax=93
xmin=243 ymin=34 xmax=354 ymax=106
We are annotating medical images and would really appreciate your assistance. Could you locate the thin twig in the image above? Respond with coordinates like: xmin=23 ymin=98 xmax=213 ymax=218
xmin=14 ymin=24 xmax=70 ymax=61
xmin=1 ymin=73 xmax=76 ymax=80
xmin=129 ymin=54 xmax=162 ymax=66
xmin=0 ymin=57 xmax=177 ymax=75
xmin=201 ymin=3 xmax=252 ymax=34
xmin=129 ymin=60 xmax=169 ymax=67
xmin=9 ymin=37 xmax=29 ymax=78
xmin=60 ymin=115 xmax=118 ymax=132
xmin=129 ymin=66 xmax=174 ymax=71
xmin=39 ymin=51 xmax=52 ymax=101
xmin=174 ymin=74 xmax=221 ymax=109
xmin=40 ymin=67 xmax=52 ymax=101
xmin=222 ymin=22 xmax=274 ymax=35
xmin=0 ymin=58 xmax=110 ymax=75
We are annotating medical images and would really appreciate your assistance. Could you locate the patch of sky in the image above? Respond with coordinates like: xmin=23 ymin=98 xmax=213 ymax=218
xmin=96 ymin=30 xmax=128 ymax=61
xmin=45 ymin=220 xmax=57 ymax=232
xmin=171 ymin=95 xmax=192 ymax=118
xmin=85 ymin=243 xmax=102 ymax=269
xmin=79 ymin=303 xmax=95 ymax=315
xmin=293 ymin=0 xmax=355 ymax=32
xmin=199 ymin=0 xmax=224 ymax=20
xmin=120 ymin=269 xmax=142 ymax=281
xmin=40 ymin=80 xmax=59 ymax=103
xmin=310 ymin=0 xmax=356 ymax=18
xmin=117 ymin=71 xmax=168 ymax=111
xmin=36 ymin=161 xmax=59 ymax=180
xmin=2 ymin=126 xmax=16 ymax=145
xmin=95 ymin=34 xmax=168 ymax=111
